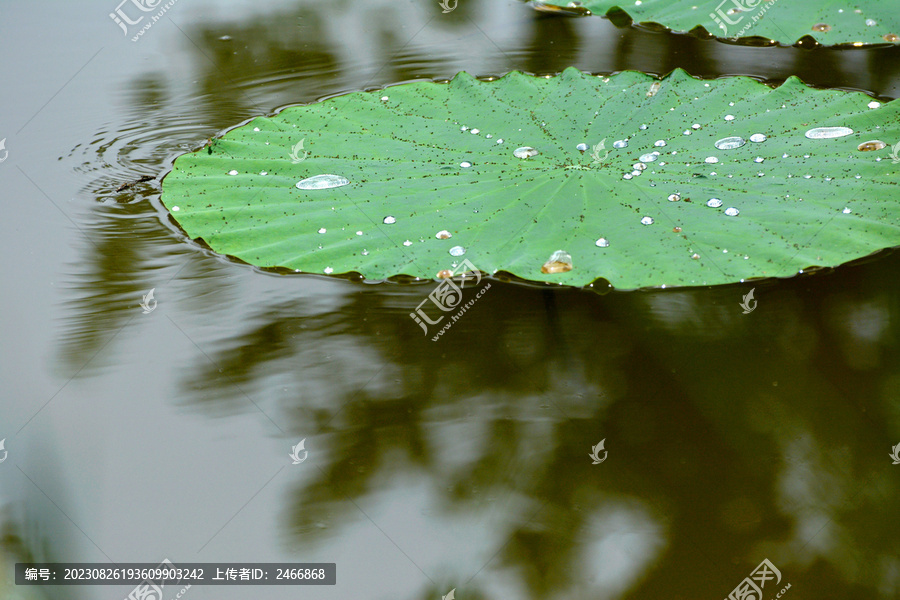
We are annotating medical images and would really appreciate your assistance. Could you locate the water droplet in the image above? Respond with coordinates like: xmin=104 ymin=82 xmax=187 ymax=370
xmin=513 ymin=146 xmax=539 ymax=159
xmin=754 ymin=157 xmax=765 ymax=163
xmin=381 ymin=96 xmax=389 ymax=102
xmin=436 ymin=230 xmax=452 ymax=239
xmin=724 ymin=115 xmax=735 ymax=121
xmin=639 ymin=124 xmax=648 ymax=130
xmin=633 ymin=162 xmax=647 ymax=171
xmin=496 ymin=139 xmax=503 ymax=144
xmin=654 ymin=140 xmax=667 ymax=147
xmin=749 ymin=133 xmax=767 ymax=143
xmin=172 ymin=206 xmax=180 ymax=212
xmin=541 ymin=250 xmax=573 ymax=274
xmin=668 ymin=193 xmax=681 ymax=202
xmin=318 ymin=228 xmax=326 ymax=234
xmin=595 ymin=238 xmax=610 ymax=248
xmin=715 ymin=136 xmax=746 ymax=150
xmin=460 ymin=126 xmax=469 ymax=132
xmin=812 ymin=23 xmax=831 ymax=32
xmin=639 ymin=152 xmax=658 ymax=163
xmin=842 ymin=207 xmax=852 ymax=214
xmin=228 ymin=169 xmax=239 ymax=175
xmin=683 ymin=130 xmax=692 ymax=135
xmin=362 ymin=250 xmax=369 ymax=256
xmin=692 ymin=123 xmax=701 ymax=130
xmin=383 ymin=216 xmax=396 ymax=224
xmin=707 ymin=198 xmax=723 ymax=208
xmin=631 ymin=170 xmax=642 ymax=177
xmin=576 ymin=143 xmax=588 ymax=152
xmin=613 ymin=140 xmax=628 ymax=149
xmin=449 ymin=246 xmax=465 ymax=257
xmin=691 ymin=253 xmax=700 ymax=260
xmin=259 ymin=171 xmax=268 ymax=176
xmin=866 ymin=18 xmax=877 ymax=26
xmin=805 ymin=126 xmax=854 ymax=139
xmin=460 ymin=161 xmax=473 ymax=168
xmin=324 ymin=267 xmax=334 ymax=274
xmin=868 ymin=101 xmax=881 ymax=109
xmin=705 ymin=156 xmax=719 ymax=164
xmin=356 ymin=231 xmax=363 ymax=236
xmin=623 ymin=173 xmax=633 ymax=180
xmin=403 ymin=240 xmax=413 ymax=246
xmin=641 ymin=216 xmax=654 ymax=225
xmin=724 ymin=207 xmax=739 ymax=216
xmin=296 ymin=174 xmax=350 ymax=189
xmin=486 ymin=134 xmax=493 ymax=139
xmin=467 ymin=129 xmax=479 ymax=135
xmin=858 ymin=140 xmax=886 ymax=151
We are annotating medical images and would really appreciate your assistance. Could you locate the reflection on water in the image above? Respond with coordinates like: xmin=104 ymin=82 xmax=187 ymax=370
xmin=3 ymin=0 xmax=900 ymax=598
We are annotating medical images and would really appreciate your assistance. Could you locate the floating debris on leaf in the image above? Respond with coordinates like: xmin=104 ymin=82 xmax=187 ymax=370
xmin=541 ymin=250 xmax=573 ymax=274
xmin=296 ymin=174 xmax=350 ymax=190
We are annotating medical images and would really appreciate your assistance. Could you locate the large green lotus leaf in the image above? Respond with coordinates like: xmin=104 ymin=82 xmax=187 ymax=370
xmin=162 ymin=68 xmax=900 ymax=289
xmin=531 ymin=0 xmax=900 ymax=46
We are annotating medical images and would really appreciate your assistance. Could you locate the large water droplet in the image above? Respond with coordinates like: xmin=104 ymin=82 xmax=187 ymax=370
xmin=692 ymin=123 xmax=701 ymax=130
xmin=576 ymin=143 xmax=588 ymax=152
xmin=460 ymin=161 xmax=473 ymax=168
xmin=749 ymin=133 xmax=767 ymax=143
xmin=706 ymin=198 xmax=723 ymax=208
xmin=633 ymin=162 xmax=647 ymax=171
xmin=471 ymin=129 xmax=480 ymax=134
xmin=641 ymin=216 xmax=654 ymax=225
xmin=715 ymin=136 xmax=746 ymax=150
xmin=668 ymin=193 xmax=681 ymax=202
xmin=654 ymin=140 xmax=667 ymax=147
xmin=383 ymin=216 xmax=396 ymax=224
xmin=595 ymin=238 xmax=610 ymax=248
xmin=805 ymin=126 xmax=854 ymax=139
xmin=858 ymin=140 xmax=886 ymax=151
xmin=639 ymin=152 xmax=658 ymax=163
xmin=724 ymin=207 xmax=740 ymax=216
xmin=868 ymin=101 xmax=881 ymax=109
xmin=296 ymin=174 xmax=350 ymax=190
xmin=724 ymin=115 xmax=735 ymax=121
xmin=613 ymin=140 xmax=628 ymax=149
xmin=541 ymin=250 xmax=573 ymax=274
xmin=449 ymin=246 xmax=465 ymax=257
xmin=705 ymin=156 xmax=719 ymax=164
xmin=436 ymin=230 xmax=452 ymax=239
xmin=513 ymin=146 xmax=539 ymax=159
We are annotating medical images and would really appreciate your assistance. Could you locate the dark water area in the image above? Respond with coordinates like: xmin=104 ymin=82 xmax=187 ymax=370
xmin=1 ymin=1 xmax=899 ymax=599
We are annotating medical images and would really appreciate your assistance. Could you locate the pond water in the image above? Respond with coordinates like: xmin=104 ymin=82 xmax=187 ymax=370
xmin=1 ymin=1 xmax=899 ymax=599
